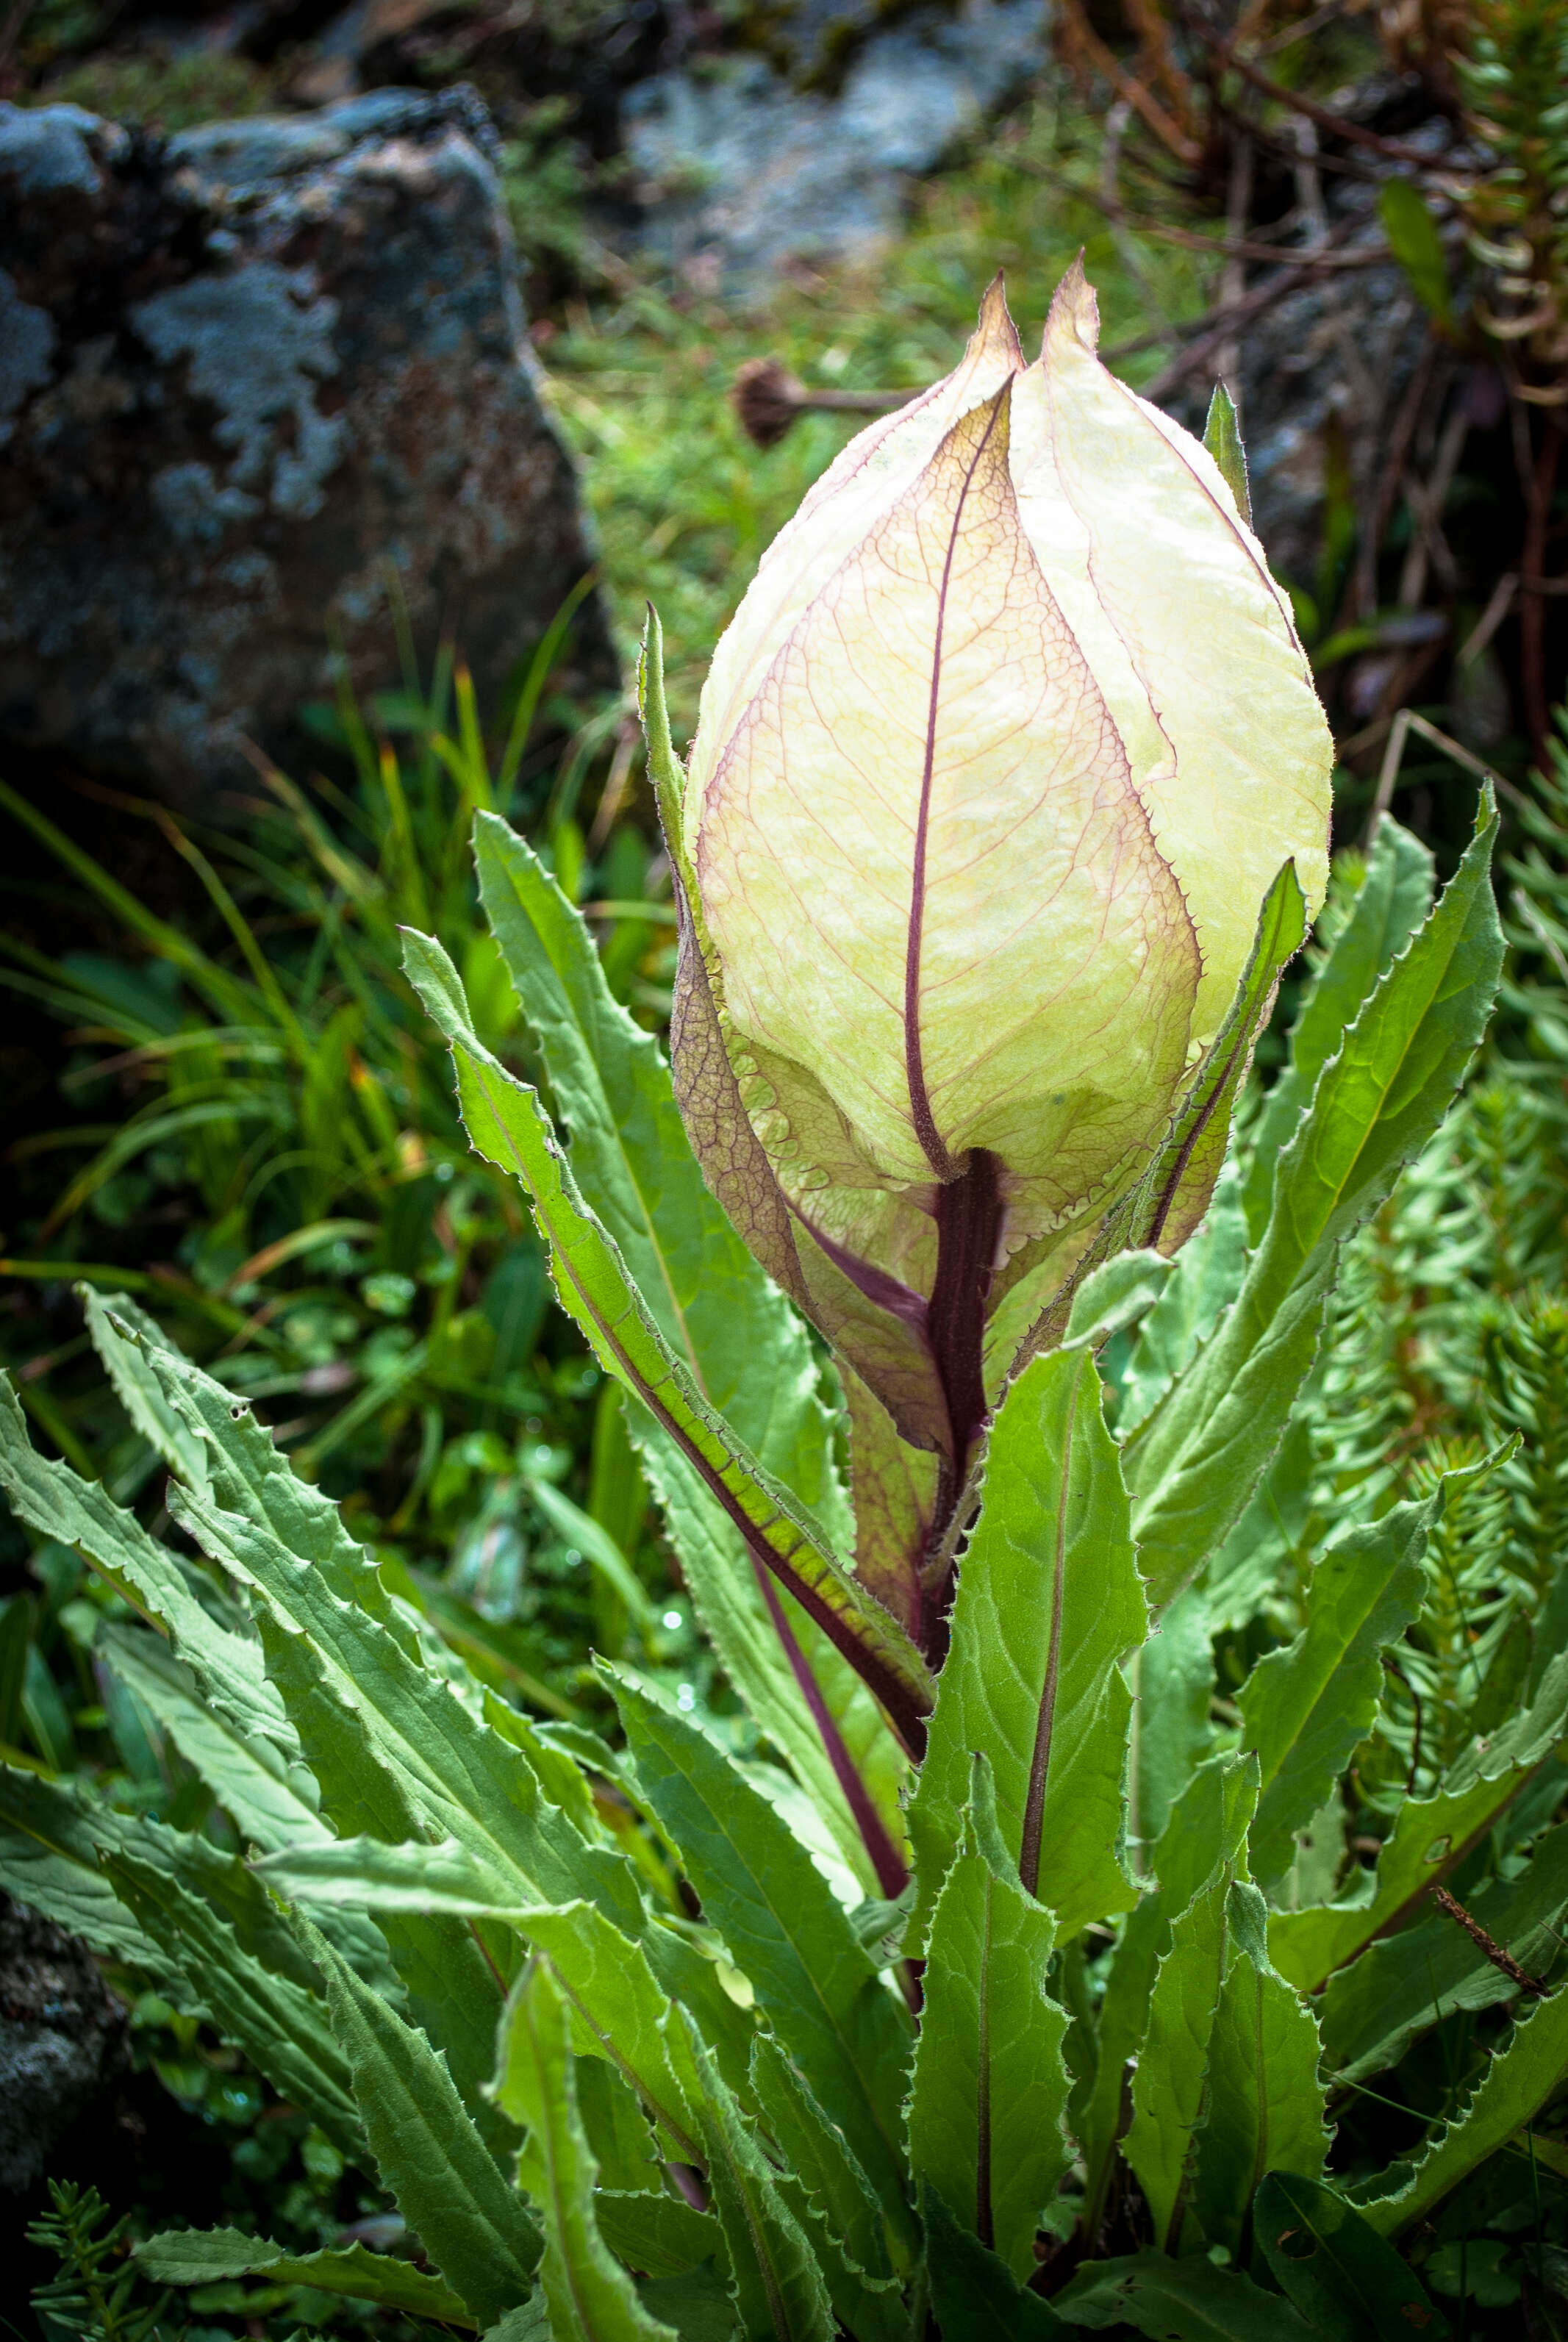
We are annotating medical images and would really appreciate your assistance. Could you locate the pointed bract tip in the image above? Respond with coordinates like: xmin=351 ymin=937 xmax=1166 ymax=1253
xmin=973 ymin=270 xmax=1025 ymax=373
xmin=1042 ymin=254 xmax=1100 ymax=359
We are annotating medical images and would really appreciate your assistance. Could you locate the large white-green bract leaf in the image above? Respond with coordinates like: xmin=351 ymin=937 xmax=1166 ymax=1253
xmin=300 ymin=1915 xmax=541 ymax=2328
xmin=611 ymin=1673 xmax=914 ymax=2233
xmin=1269 ymin=1651 xmax=1568 ymax=1991
xmin=1322 ymin=1819 xmax=1568 ymax=2082
xmin=1242 ymin=817 xmax=1435 ymax=1242
xmin=472 ymin=814 xmax=906 ymax=1889
xmin=134 ymin=2230 xmax=473 ymax=2327
xmin=907 ymin=1348 xmax=1145 ymax=1947
xmin=1240 ymin=1468 xmax=1489 ymax=1885
xmin=494 ymin=1963 xmax=678 ymax=2342
xmin=1124 ymin=789 xmax=1502 ymax=1608
xmin=403 ymin=925 xmax=934 ymax=1764
xmin=906 ymin=1773 xmax=1070 ymax=2282
xmin=1356 ymin=1983 xmax=1568 ymax=2238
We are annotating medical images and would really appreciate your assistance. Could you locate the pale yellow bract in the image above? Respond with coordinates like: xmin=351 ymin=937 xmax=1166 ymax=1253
xmin=680 ymin=262 xmax=1332 ymax=1311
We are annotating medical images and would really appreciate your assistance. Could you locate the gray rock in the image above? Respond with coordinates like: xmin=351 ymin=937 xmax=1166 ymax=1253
xmin=623 ymin=0 xmax=1048 ymax=291
xmin=0 ymin=88 xmax=617 ymax=812
xmin=0 ymin=1894 xmax=126 ymax=2196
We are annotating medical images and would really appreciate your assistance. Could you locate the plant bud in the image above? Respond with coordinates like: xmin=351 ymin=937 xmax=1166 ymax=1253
xmin=662 ymin=265 xmax=1332 ymax=1467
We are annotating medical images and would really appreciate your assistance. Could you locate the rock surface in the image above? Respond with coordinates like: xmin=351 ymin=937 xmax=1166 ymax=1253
xmin=623 ymin=0 xmax=1048 ymax=291
xmin=0 ymin=87 xmax=617 ymax=810
xmin=0 ymin=1894 xmax=126 ymax=2196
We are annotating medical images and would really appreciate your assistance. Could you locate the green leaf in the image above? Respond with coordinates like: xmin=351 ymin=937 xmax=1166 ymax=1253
xmin=594 ymin=2195 xmax=725 ymax=2283
xmin=0 ymin=1375 xmax=293 ymax=1769
xmin=921 ymin=2187 xmax=1065 ymax=2338
xmin=1378 ymin=179 xmax=1453 ymax=325
xmin=1127 ymin=1587 xmax=1214 ymax=1858
xmin=1136 ymin=861 xmax=1305 ymax=1256
xmin=134 ymin=2230 xmax=475 ymax=2326
xmin=492 ymin=1899 xmax=705 ymax=2167
xmin=906 ymin=1765 xmax=1071 ymax=2281
xmin=1269 ymin=1652 xmax=1568 ymax=1990
xmin=105 ymin=1846 xmax=363 ymax=2157
xmin=1077 ymin=1758 xmax=1257 ymax=2239
xmin=0 ymin=1808 xmax=191 ymax=2004
xmin=1241 ymin=1469 xmax=1486 ymax=1885
xmin=612 ymin=1674 xmax=914 ymax=2232
xmin=1191 ymin=1911 xmax=1330 ymax=2258
xmin=682 ymin=2016 xmax=834 ymax=2342
xmin=299 ymin=1914 xmax=541 ymax=2326
xmin=1242 ymin=822 xmax=1435 ymax=1242
xmin=82 ymin=1285 xmax=211 ymax=1490
xmin=1125 ymin=790 xmax=1502 ymax=1608
xmin=474 ymin=814 xmax=905 ymax=1883
xmin=1050 ymin=2250 xmax=1315 ymax=2338
xmin=748 ymin=2037 xmax=891 ymax=2287
xmin=908 ymin=1350 xmax=1145 ymax=1946
xmin=403 ymin=925 xmax=933 ymax=1758
xmin=1356 ymin=1982 xmax=1568 ymax=2238
xmin=1203 ymin=382 xmax=1251 ymax=528
xmin=498 ymin=1963 xmax=677 ymax=2342
xmin=1119 ymin=1167 xmax=1247 ymax=1442
xmin=1123 ymin=1869 xmax=1241 ymax=2253
xmin=1253 ymin=2173 xmax=1450 ymax=2342
xmin=1321 ymin=1818 xmax=1568 ymax=2082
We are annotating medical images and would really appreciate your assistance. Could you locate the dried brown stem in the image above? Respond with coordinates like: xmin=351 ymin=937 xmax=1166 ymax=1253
xmin=1430 ymin=1885 xmax=1549 ymax=1997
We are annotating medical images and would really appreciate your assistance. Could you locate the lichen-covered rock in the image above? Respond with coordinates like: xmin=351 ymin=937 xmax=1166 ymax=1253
xmin=0 ymin=87 xmax=618 ymax=809
xmin=623 ymin=0 xmax=1048 ymax=293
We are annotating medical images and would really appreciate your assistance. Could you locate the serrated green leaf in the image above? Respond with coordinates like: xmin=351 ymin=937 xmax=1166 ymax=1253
xmin=594 ymin=2194 xmax=725 ymax=2282
xmin=472 ymin=823 xmax=904 ymax=1886
xmin=921 ymin=2186 xmax=1065 ymax=2338
xmin=1253 ymin=2172 xmax=1450 ymax=2342
xmin=681 ymin=2016 xmax=834 ymax=2342
xmin=612 ymin=1675 xmax=914 ymax=2232
xmin=1050 ymin=2249 xmax=1315 ymax=2338
xmin=909 ymin=1350 xmax=1145 ymax=1947
xmin=1203 ymin=382 xmax=1251 ymax=527
xmin=404 ymin=925 xmax=933 ymax=1760
xmin=498 ymin=1963 xmax=677 ymax=2341
xmin=906 ymin=1769 xmax=1070 ymax=2281
xmin=1136 ymin=861 xmax=1304 ymax=1256
xmin=1269 ymin=1652 xmax=1568 ymax=1991
xmin=1123 ymin=1869 xmax=1237 ymax=2254
xmin=1192 ymin=1924 xmax=1329 ymax=2257
xmin=1076 ymin=1757 xmax=1258 ymax=2236
xmin=0 ymin=1375 xmax=293 ymax=1767
xmin=1125 ymin=791 xmax=1501 ymax=1608
xmin=748 ymin=2038 xmax=891 ymax=2286
xmin=1356 ymin=1983 xmax=1568 ymax=2238
xmin=497 ymin=1900 xmax=705 ymax=2166
xmin=134 ymin=2230 xmax=474 ymax=2325
xmin=1242 ymin=1470 xmax=1486 ymax=1886
xmin=106 ymin=1847 xmax=363 ymax=2157
xmin=1127 ymin=1587 xmax=1214 ymax=1858
xmin=1242 ymin=822 xmax=1435 ymax=1242
xmin=82 ymin=1285 xmax=212 ymax=1489
xmin=0 ymin=1808 xmax=193 ymax=2003
xmin=1119 ymin=1167 xmax=1247 ymax=1442
xmin=1322 ymin=1818 xmax=1568 ymax=2082
xmin=299 ymin=1913 xmax=541 ymax=2325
